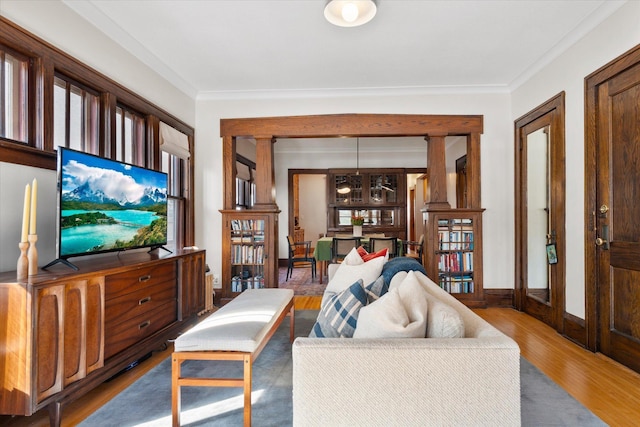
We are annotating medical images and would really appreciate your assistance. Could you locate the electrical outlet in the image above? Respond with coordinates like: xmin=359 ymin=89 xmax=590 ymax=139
xmin=213 ymin=274 xmax=220 ymax=285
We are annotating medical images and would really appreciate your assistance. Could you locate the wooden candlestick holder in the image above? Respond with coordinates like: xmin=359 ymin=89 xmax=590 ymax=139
xmin=17 ymin=241 xmax=28 ymax=280
xmin=28 ymin=234 xmax=38 ymax=276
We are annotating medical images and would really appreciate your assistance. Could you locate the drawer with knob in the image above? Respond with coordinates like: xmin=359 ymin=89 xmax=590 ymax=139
xmin=105 ymin=261 xmax=176 ymax=300
xmin=105 ymin=278 xmax=176 ymax=330
xmin=104 ymin=300 xmax=177 ymax=360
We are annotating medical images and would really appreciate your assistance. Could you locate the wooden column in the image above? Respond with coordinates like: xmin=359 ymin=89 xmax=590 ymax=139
xmin=222 ymin=135 xmax=236 ymax=210
xmin=424 ymin=134 xmax=451 ymax=210
xmin=253 ymin=136 xmax=278 ymax=211
xmin=466 ymin=133 xmax=482 ymax=208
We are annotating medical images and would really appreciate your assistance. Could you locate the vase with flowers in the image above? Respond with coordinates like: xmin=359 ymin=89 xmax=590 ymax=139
xmin=351 ymin=213 xmax=364 ymax=237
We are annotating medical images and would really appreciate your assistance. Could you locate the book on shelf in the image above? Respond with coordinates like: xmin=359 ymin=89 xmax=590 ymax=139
xmin=438 ymin=252 xmax=473 ymax=272
xmin=231 ymin=244 xmax=264 ymax=264
xmin=438 ymin=230 xmax=474 ymax=251
xmin=438 ymin=275 xmax=474 ymax=293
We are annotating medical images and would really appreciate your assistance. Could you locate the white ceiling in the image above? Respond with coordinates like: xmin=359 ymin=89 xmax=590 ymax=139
xmin=63 ymin=0 xmax=625 ymax=100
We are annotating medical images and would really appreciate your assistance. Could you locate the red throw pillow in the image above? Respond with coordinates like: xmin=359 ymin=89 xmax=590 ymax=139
xmin=357 ymin=246 xmax=368 ymax=258
xmin=358 ymin=246 xmax=388 ymax=262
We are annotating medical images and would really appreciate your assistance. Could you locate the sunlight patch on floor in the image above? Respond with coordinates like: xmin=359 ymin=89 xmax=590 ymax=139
xmin=133 ymin=389 xmax=266 ymax=426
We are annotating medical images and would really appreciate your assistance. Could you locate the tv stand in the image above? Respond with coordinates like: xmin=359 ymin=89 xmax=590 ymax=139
xmin=0 ymin=249 xmax=206 ymax=427
xmin=148 ymin=245 xmax=172 ymax=254
xmin=41 ymin=258 xmax=79 ymax=271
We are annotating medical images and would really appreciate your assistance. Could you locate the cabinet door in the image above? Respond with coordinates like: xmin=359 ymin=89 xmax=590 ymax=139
xmin=424 ymin=210 xmax=485 ymax=307
xmin=222 ymin=212 xmax=278 ymax=301
xmin=35 ymin=285 xmax=64 ymax=403
xmin=64 ymin=281 xmax=86 ymax=386
xmin=369 ymin=173 xmax=400 ymax=204
xmin=62 ymin=277 xmax=105 ymax=385
xmin=85 ymin=277 xmax=105 ymax=374
xmin=180 ymin=251 xmax=205 ymax=318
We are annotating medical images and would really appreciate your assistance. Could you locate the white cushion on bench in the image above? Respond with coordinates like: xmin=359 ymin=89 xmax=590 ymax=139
xmin=174 ymin=288 xmax=294 ymax=353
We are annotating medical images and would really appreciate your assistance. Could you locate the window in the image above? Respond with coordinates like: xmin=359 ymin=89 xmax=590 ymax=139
xmin=1 ymin=19 xmax=195 ymax=249
xmin=162 ymin=152 xmax=186 ymax=251
xmin=337 ymin=209 xmax=395 ymax=226
xmin=53 ymin=75 xmax=99 ymax=153
xmin=115 ymin=105 xmax=146 ymax=166
xmin=0 ymin=45 xmax=28 ymax=143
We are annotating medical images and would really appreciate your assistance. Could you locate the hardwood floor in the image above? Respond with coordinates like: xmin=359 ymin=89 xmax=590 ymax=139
xmin=3 ymin=297 xmax=639 ymax=426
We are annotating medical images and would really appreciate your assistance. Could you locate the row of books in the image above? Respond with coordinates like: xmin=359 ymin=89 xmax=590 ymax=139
xmin=231 ymin=275 xmax=265 ymax=293
xmin=230 ymin=219 xmax=265 ymax=232
xmin=231 ymin=244 xmax=264 ymax=264
xmin=437 ymin=218 xmax=473 ymax=226
xmin=438 ymin=252 xmax=473 ymax=272
xmin=439 ymin=276 xmax=474 ymax=294
xmin=231 ymin=236 xmax=265 ymax=243
xmin=438 ymin=230 xmax=474 ymax=250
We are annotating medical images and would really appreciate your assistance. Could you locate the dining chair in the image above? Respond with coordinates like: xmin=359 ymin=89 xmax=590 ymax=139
xmin=403 ymin=234 xmax=424 ymax=261
xmin=286 ymin=235 xmax=316 ymax=281
xmin=369 ymin=236 xmax=399 ymax=258
xmin=331 ymin=237 xmax=361 ymax=263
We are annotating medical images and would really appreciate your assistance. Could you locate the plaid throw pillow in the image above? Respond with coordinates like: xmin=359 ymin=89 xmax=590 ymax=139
xmin=364 ymin=275 xmax=389 ymax=304
xmin=310 ymin=279 xmax=367 ymax=338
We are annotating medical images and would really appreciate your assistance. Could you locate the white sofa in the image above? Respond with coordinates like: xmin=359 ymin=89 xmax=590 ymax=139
xmin=292 ymin=264 xmax=521 ymax=426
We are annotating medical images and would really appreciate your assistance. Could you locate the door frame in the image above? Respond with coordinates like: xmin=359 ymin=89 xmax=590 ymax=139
xmin=585 ymin=44 xmax=640 ymax=352
xmin=514 ymin=92 xmax=566 ymax=332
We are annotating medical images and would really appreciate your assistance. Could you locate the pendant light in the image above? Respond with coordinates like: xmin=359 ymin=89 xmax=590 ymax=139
xmin=336 ymin=137 xmax=360 ymax=194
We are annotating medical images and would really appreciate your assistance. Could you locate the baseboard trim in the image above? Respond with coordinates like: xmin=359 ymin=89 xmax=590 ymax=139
xmin=563 ymin=312 xmax=587 ymax=347
xmin=484 ymin=289 xmax=514 ymax=308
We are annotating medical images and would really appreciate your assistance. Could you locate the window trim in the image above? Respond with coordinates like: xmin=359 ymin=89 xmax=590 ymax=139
xmin=0 ymin=16 xmax=196 ymax=246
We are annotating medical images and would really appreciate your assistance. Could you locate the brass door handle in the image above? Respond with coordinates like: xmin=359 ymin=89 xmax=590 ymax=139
xmin=595 ymin=237 xmax=605 ymax=246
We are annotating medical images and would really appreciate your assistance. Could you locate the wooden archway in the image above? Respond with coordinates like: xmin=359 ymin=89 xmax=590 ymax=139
xmin=220 ymin=113 xmax=484 ymax=211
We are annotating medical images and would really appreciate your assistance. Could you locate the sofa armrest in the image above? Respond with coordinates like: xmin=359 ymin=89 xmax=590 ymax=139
xmin=292 ymin=337 xmax=521 ymax=426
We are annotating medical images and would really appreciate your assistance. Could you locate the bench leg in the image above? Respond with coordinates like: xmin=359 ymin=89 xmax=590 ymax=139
xmin=243 ymin=354 xmax=252 ymax=427
xmin=172 ymin=355 xmax=181 ymax=427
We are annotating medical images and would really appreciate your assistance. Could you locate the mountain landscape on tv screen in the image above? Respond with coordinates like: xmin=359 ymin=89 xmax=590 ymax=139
xmin=59 ymin=151 xmax=168 ymax=256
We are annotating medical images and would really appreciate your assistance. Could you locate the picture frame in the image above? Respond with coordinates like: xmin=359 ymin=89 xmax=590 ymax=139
xmin=546 ymin=243 xmax=558 ymax=265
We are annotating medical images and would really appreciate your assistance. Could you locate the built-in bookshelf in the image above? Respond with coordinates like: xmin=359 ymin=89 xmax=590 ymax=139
xmin=221 ymin=210 xmax=278 ymax=303
xmin=229 ymin=219 xmax=265 ymax=291
xmin=424 ymin=209 xmax=485 ymax=307
xmin=437 ymin=218 xmax=475 ymax=293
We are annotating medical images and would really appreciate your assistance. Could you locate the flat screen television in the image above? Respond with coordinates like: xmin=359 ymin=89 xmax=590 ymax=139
xmin=43 ymin=148 xmax=169 ymax=270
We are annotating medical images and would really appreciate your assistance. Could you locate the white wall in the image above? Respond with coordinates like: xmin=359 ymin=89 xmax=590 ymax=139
xmin=0 ymin=164 xmax=57 ymax=271
xmin=0 ymin=1 xmax=195 ymax=272
xmin=298 ymin=175 xmax=327 ymax=243
xmin=511 ymin=0 xmax=640 ymax=318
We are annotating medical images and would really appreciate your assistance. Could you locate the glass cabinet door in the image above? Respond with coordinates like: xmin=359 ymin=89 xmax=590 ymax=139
xmin=369 ymin=174 xmax=398 ymax=203
xmin=333 ymin=174 xmax=363 ymax=204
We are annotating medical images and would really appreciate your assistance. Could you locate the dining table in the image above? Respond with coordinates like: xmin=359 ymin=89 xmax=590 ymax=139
xmin=313 ymin=236 xmax=403 ymax=284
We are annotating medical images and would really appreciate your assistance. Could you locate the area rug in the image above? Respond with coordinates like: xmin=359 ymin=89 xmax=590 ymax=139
xmin=80 ymin=310 xmax=605 ymax=427
xmin=277 ymin=266 xmax=326 ymax=296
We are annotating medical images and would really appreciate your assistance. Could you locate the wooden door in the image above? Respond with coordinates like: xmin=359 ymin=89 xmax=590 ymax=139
xmin=586 ymin=45 xmax=640 ymax=372
xmin=515 ymin=93 xmax=565 ymax=331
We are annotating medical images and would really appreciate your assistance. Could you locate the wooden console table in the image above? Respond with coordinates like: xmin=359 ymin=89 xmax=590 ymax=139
xmin=0 ymin=248 xmax=206 ymax=426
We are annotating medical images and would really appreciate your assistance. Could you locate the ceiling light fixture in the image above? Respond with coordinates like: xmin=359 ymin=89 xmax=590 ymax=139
xmin=324 ymin=0 xmax=377 ymax=27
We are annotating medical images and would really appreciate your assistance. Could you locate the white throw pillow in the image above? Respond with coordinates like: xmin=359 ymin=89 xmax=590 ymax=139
xmin=389 ymin=271 xmax=408 ymax=290
xmin=426 ymin=298 xmax=465 ymax=338
xmin=325 ymin=255 xmax=386 ymax=295
xmin=343 ymin=247 xmax=364 ymax=265
xmin=354 ymin=271 xmax=428 ymax=338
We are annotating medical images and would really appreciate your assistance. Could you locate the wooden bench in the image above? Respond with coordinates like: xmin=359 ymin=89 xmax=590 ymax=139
xmin=171 ymin=288 xmax=295 ymax=426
